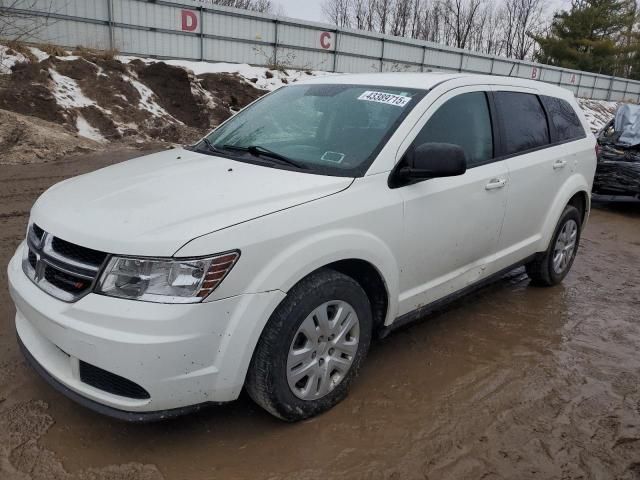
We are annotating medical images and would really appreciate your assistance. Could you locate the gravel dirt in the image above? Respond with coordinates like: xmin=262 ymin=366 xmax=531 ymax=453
xmin=1 ymin=149 xmax=639 ymax=480
xmin=0 ymin=109 xmax=99 ymax=165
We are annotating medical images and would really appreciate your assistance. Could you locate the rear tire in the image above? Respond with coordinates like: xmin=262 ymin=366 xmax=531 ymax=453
xmin=246 ymin=268 xmax=372 ymax=421
xmin=526 ymin=205 xmax=582 ymax=286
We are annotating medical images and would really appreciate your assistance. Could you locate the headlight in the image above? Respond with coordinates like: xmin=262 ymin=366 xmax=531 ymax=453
xmin=96 ymin=251 xmax=239 ymax=303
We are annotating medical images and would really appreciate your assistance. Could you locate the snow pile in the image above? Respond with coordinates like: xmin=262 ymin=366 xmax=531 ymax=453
xmin=118 ymin=56 xmax=334 ymax=91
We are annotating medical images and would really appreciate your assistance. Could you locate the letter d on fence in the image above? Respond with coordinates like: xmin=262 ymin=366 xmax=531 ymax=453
xmin=182 ymin=10 xmax=198 ymax=32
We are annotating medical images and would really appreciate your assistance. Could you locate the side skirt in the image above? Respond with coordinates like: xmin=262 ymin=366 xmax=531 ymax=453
xmin=379 ymin=254 xmax=537 ymax=338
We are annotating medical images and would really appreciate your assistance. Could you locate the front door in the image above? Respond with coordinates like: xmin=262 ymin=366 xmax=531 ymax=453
xmin=395 ymin=88 xmax=508 ymax=316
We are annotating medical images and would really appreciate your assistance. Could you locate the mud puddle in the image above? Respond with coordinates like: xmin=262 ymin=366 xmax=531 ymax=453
xmin=1 ymin=152 xmax=639 ymax=479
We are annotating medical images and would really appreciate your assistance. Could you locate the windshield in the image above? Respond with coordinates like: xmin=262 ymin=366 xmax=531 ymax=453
xmin=201 ymin=84 xmax=426 ymax=176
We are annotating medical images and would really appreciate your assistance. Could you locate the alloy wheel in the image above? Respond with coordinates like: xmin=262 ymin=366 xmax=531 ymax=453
xmin=552 ymin=219 xmax=578 ymax=274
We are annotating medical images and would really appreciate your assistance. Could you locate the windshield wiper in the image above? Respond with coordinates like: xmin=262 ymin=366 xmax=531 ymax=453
xmin=222 ymin=144 xmax=308 ymax=170
xmin=199 ymin=137 xmax=227 ymax=155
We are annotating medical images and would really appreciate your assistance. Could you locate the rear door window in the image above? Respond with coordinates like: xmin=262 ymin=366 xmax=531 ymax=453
xmin=412 ymin=91 xmax=493 ymax=167
xmin=494 ymin=92 xmax=550 ymax=155
xmin=540 ymin=96 xmax=586 ymax=142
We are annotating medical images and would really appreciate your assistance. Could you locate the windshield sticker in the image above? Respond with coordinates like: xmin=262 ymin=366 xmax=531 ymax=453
xmin=358 ymin=91 xmax=412 ymax=107
xmin=321 ymin=151 xmax=346 ymax=163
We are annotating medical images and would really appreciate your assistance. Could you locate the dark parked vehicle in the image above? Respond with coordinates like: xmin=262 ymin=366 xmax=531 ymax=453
xmin=595 ymin=104 xmax=640 ymax=197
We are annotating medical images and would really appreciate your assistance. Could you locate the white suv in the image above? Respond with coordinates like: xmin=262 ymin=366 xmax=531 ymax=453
xmin=8 ymin=73 xmax=596 ymax=421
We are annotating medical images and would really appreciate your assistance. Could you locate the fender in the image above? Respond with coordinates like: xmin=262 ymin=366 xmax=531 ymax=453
xmin=537 ymin=172 xmax=591 ymax=252
xmin=241 ymin=228 xmax=400 ymax=325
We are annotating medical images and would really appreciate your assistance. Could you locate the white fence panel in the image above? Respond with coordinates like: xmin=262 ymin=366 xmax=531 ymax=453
xmin=13 ymin=0 xmax=108 ymax=20
xmin=207 ymin=11 xmax=274 ymax=42
xmin=464 ymin=55 xmax=492 ymax=73
xmin=424 ymin=49 xmax=460 ymax=70
xmin=116 ymin=27 xmax=199 ymax=58
xmin=205 ymin=38 xmax=263 ymax=64
xmin=542 ymin=69 xmax=561 ymax=84
xmin=340 ymin=34 xmax=381 ymax=58
xmin=279 ymin=24 xmax=323 ymax=50
xmin=337 ymin=55 xmax=379 ymax=73
xmin=384 ymin=42 xmax=422 ymax=64
xmin=19 ymin=17 xmax=110 ymax=48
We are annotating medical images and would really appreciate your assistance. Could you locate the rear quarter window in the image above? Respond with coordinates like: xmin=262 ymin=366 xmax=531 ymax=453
xmin=540 ymin=96 xmax=586 ymax=143
xmin=494 ymin=92 xmax=550 ymax=156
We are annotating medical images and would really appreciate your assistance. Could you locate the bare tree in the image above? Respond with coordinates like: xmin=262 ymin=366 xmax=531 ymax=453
xmin=322 ymin=0 xmax=352 ymax=27
xmin=390 ymin=0 xmax=413 ymax=36
xmin=441 ymin=0 xmax=484 ymax=49
xmin=352 ymin=0 xmax=378 ymax=30
xmin=376 ymin=0 xmax=393 ymax=33
xmin=0 ymin=0 xmax=55 ymax=42
xmin=320 ymin=0 xmax=548 ymax=61
xmin=510 ymin=0 xmax=546 ymax=59
xmin=207 ymin=0 xmax=274 ymax=12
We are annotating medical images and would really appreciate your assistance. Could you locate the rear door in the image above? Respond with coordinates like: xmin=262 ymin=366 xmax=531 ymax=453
xmin=395 ymin=87 xmax=509 ymax=316
xmin=491 ymin=89 xmax=568 ymax=268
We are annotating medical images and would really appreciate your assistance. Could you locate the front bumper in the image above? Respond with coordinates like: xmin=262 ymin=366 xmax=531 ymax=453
xmin=8 ymin=244 xmax=285 ymax=419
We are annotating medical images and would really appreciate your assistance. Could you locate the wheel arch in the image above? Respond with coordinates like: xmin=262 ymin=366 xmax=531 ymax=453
xmin=567 ymin=190 xmax=590 ymax=227
xmin=539 ymin=175 xmax=591 ymax=252
xmin=322 ymin=259 xmax=389 ymax=334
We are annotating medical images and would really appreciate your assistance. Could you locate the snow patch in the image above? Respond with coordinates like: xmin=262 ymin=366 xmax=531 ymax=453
xmin=76 ymin=115 xmax=105 ymax=142
xmin=28 ymin=47 xmax=50 ymax=62
xmin=123 ymin=74 xmax=180 ymax=122
xmin=0 ymin=45 xmax=27 ymax=74
xmin=55 ymin=55 xmax=81 ymax=61
xmin=49 ymin=68 xmax=96 ymax=109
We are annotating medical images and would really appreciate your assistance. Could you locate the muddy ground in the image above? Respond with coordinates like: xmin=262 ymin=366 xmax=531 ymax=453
xmin=1 ymin=149 xmax=639 ymax=480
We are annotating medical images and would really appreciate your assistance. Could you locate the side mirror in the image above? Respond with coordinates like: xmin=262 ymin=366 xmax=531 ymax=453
xmin=396 ymin=143 xmax=467 ymax=184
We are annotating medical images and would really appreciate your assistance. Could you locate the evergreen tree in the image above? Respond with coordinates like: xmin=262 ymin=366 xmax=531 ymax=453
xmin=535 ymin=0 xmax=636 ymax=75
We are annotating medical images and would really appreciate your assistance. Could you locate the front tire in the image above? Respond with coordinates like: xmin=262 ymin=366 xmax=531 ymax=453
xmin=246 ymin=269 xmax=372 ymax=421
xmin=526 ymin=205 xmax=582 ymax=286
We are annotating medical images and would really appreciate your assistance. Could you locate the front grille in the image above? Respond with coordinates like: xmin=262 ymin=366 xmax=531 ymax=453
xmin=79 ymin=361 xmax=150 ymax=400
xmin=51 ymin=237 xmax=108 ymax=267
xmin=44 ymin=265 xmax=92 ymax=294
xmin=23 ymin=224 xmax=108 ymax=302
xmin=32 ymin=224 xmax=45 ymax=241
xmin=28 ymin=250 xmax=37 ymax=270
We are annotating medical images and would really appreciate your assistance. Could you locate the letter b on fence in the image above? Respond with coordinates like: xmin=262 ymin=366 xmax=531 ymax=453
xmin=181 ymin=10 xmax=198 ymax=32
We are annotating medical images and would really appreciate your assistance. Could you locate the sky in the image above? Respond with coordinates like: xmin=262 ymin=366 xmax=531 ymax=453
xmin=275 ymin=0 xmax=325 ymax=23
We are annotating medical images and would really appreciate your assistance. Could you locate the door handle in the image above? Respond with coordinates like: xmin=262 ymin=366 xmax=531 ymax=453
xmin=553 ymin=160 xmax=567 ymax=170
xmin=485 ymin=178 xmax=507 ymax=190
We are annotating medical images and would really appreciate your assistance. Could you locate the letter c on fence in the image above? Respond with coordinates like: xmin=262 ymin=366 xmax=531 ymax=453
xmin=181 ymin=10 xmax=198 ymax=32
xmin=320 ymin=32 xmax=332 ymax=50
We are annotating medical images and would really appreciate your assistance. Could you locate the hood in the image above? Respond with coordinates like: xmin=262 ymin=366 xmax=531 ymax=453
xmin=31 ymin=149 xmax=353 ymax=256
